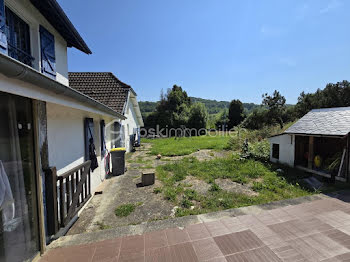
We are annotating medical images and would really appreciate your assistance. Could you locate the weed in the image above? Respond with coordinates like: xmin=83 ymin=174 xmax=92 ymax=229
xmin=181 ymin=198 xmax=192 ymax=208
xmin=209 ymin=183 xmax=221 ymax=192
xmin=96 ymin=221 xmax=111 ymax=230
xmin=115 ymin=204 xmax=136 ymax=217
xmin=153 ymin=187 xmax=162 ymax=194
xmin=183 ymin=189 xmax=198 ymax=200
xmin=163 ymin=188 xmax=177 ymax=202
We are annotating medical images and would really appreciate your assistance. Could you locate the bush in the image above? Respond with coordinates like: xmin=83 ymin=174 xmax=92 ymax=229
xmin=250 ymin=140 xmax=270 ymax=161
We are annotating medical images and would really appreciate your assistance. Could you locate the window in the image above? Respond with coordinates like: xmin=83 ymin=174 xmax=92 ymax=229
xmin=5 ymin=7 xmax=34 ymax=66
xmin=39 ymin=25 xmax=56 ymax=78
xmin=272 ymin=144 xmax=280 ymax=159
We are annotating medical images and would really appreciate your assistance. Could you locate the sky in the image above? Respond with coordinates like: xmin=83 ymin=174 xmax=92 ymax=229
xmin=58 ymin=0 xmax=350 ymax=104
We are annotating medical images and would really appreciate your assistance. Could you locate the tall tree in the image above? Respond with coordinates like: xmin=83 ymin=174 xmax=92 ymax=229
xmin=188 ymin=103 xmax=208 ymax=130
xmin=262 ymin=90 xmax=286 ymax=128
xmin=228 ymin=99 xmax=245 ymax=129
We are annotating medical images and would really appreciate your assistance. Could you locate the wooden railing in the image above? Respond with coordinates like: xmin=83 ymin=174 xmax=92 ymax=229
xmin=44 ymin=160 xmax=91 ymax=236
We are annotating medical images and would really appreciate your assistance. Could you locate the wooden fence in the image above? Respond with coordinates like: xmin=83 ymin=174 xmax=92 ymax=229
xmin=45 ymin=160 xmax=91 ymax=236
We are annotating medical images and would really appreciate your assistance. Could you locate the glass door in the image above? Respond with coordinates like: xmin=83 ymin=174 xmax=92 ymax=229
xmin=0 ymin=92 xmax=40 ymax=262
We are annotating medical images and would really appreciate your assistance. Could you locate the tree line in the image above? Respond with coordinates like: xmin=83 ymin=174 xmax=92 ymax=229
xmin=143 ymin=80 xmax=350 ymax=133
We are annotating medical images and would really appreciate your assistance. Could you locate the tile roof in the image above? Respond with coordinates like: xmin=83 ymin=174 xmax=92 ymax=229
xmin=68 ymin=72 xmax=130 ymax=114
xmin=285 ymin=107 xmax=350 ymax=136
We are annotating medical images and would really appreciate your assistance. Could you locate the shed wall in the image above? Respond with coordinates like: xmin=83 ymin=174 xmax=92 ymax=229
xmin=268 ymin=134 xmax=295 ymax=166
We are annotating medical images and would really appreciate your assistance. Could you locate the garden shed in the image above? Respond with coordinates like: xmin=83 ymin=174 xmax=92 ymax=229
xmin=268 ymin=107 xmax=350 ymax=182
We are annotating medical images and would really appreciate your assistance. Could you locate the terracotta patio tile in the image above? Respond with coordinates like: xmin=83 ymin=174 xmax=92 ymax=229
xmin=317 ymin=210 xmax=350 ymax=228
xmin=214 ymin=230 xmax=264 ymax=255
xmin=272 ymin=244 xmax=306 ymax=262
xmin=287 ymin=236 xmax=331 ymax=262
xmin=269 ymin=208 xmax=296 ymax=222
xmin=324 ymin=229 xmax=350 ymax=249
xmin=145 ymin=246 xmax=171 ymax=262
xmin=145 ymin=230 xmax=168 ymax=251
xmin=225 ymin=246 xmax=281 ymax=262
xmin=92 ymin=241 xmax=120 ymax=262
xmin=192 ymin=238 xmax=223 ymax=261
xmin=255 ymin=211 xmax=278 ymax=225
xmin=205 ymin=220 xmax=231 ymax=237
xmin=168 ymin=242 xmax=198 ymax=261
xmin=119 ymin=234 xmax=144 ymax=260
xmin=186 ymin=223 xmax=211 ymax=240
xmin=205 ymin=257 xmax=227 ymax=262
xmin=119 ymin=251 xmax=144 ymax=262
xmin=165 ymin=227 xmax=190 ymax=246
xmin=237 ymin=214 xmax=264 ymax=228
xmin=40 ymin=248 xmax=67 ymax=262
xmin=220 ymin=217 xmax=247 ymax=233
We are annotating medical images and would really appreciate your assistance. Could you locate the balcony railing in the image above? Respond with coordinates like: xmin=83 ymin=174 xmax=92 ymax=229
xmin=44 ymin=160 xmax=92 ymax=237
xmin=7 ymin=43 xmax=35 ymax=67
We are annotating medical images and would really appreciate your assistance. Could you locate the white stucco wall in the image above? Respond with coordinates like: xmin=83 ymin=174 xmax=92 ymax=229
xmin=121 ymin=98 xmax=141 ymax=152
xmin=47 ymin=102 xmax=116 ymax=192
xmin=5 ymin=0 xmax=69 ymax=85
xmin=268 ymin=134 xmax=295 ymax=166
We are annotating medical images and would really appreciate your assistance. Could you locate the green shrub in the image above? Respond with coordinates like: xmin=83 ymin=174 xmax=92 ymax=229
xmin=153 ymin=187 xmax=162 ymax=194
xmin=115 ymin=204 xmax=136 ymax=217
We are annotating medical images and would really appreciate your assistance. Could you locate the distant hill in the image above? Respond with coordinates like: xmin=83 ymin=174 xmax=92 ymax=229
xmin=139 ymin=97 xmax=261 ymax=118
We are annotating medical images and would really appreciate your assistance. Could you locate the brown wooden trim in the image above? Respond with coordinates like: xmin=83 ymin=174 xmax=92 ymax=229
xmin=44 ymin=167 xmax=58 ymax=236
xmin=32 ymin=100 xmax=47 ymax=254
xmin=308 ymin=136 xmax=314 ymax=169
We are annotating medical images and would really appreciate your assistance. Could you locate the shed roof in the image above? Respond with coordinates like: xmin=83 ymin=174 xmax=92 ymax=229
xmin=68 ymin=72 xmax=131 ymax=114
xmin=29 ymin=0 xmax=91 ymax=54
xmin=284 ymin=107 xmax=350 ymax=137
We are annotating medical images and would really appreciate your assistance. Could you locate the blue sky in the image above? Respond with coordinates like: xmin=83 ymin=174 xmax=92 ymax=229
xmin=58 ymin=0 xmax=350 ymax=104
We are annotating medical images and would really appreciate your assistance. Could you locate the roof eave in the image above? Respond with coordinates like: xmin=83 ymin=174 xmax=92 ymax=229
xmin=0 ymin=53 xmax=125 ymax=119
xmin=29 ymin=0 xmax=91 ymax=54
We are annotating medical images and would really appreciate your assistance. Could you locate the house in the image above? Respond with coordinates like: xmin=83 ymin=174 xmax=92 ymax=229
xmin=68 ymin=72 xmax=144 ymax=152
xmin=268 ymin=107 xmax=350 ymax=182
xmin=0 ymin=0 xmax=125 ymax=260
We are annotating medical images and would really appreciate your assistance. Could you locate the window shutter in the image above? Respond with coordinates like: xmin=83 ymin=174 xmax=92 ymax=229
xmin=100 ymin=120 xmax=106 ymax=156
xmin=84 ymin=118 xmax=94 ymax=161
xmin=39 ymin=25 xmax=56 ymax=78
xmin=0 ymin=0 xmax=7 ymax=54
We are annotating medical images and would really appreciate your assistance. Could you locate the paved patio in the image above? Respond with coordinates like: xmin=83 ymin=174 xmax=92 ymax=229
xmin=40 ymin=193 xmax=350 ymax=262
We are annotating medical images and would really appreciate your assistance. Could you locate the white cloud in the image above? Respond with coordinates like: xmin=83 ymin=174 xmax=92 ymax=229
xmin=320 ymin=0 xmax=341 ymax=14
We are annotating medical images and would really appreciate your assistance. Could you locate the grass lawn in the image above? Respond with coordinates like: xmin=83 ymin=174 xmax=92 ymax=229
xmin=155 ymin=154 xmax=313 ymax=217
xmin=142 ymin=135 xmax=233 ymax=156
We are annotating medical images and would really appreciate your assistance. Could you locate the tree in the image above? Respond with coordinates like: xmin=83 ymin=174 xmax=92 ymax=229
xmin=215 ymin=109 xmax=229 ymax=130
xmin=228 ymin=99 xmax=245 ymax=129
xmin=188 ymin=103 xmax=208 ymax=130
xmin=262 ymin=90 xmax=286 ymax=128
xmin=295 ymin=80 xmax=350 ymax=118
xmin=241 ymin=108 xmax=268 ymax=130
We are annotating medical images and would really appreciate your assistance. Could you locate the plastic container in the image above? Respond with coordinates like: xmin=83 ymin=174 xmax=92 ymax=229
xmin=110 ymin=147 xmax=126 ymax=175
